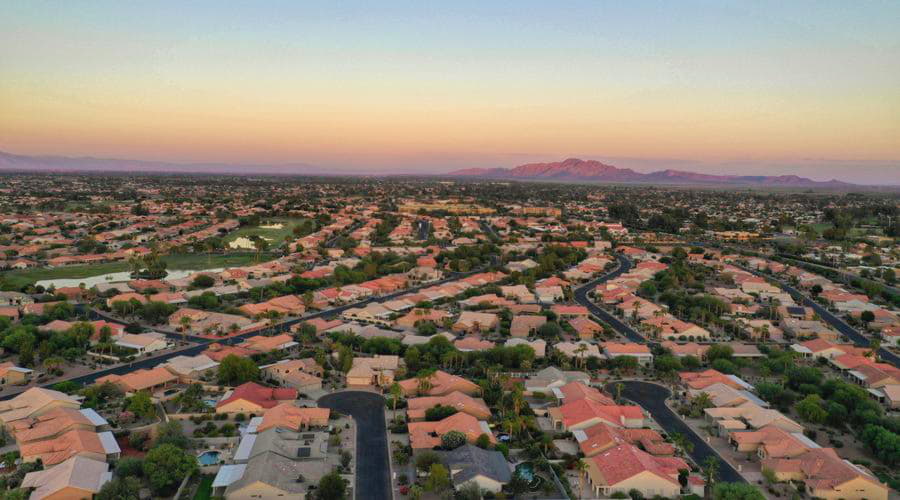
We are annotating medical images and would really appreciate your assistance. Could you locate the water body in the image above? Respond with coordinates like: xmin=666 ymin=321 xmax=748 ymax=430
xmin=36 ymin=267 xmax=225 ymax=289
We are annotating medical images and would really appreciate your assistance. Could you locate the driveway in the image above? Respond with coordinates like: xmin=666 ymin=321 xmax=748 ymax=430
xmin=574 ymin=254 xmax=646 ymax=343
xmin=608 ymin=380 xmax=746 ymax=484
xmin=319 ymin=391 xmax=391 ymax=500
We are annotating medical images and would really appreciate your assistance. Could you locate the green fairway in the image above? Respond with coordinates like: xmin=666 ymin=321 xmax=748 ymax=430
xmin=0 ymin=252 xmax=276 ymax=290
xmin=223 ymin=217 xmax=309 ymax=249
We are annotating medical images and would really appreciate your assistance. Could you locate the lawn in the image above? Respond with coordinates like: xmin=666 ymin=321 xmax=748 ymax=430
xmin=223 ymin=217 xmax=310 ymax=248
xmin=192 ymin=475 xmax=214 ymax=500
xmin=1 ymin=252 xmax=277 ymax=290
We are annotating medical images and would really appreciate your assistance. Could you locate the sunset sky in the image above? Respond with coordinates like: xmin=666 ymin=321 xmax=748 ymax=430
xmin=2 ymin=1 xmax=899 ymax=182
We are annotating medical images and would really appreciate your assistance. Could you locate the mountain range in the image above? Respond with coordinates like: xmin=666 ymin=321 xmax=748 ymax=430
xmin=0 ymin=150 xmax=323 ymax=176
xmin=0 ymin=150 xmax=856 ymax=187
xmin=447 ymin=158 xmax=853 ymax=187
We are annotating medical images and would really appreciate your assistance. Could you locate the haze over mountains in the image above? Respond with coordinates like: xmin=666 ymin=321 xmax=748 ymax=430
xmin=448 ymin=158 xmax=854 ymax=187
xmin=0 ymin=150 xmax=860 ymax=187
xmin=0 ymin=150 xmax=325 ymax=176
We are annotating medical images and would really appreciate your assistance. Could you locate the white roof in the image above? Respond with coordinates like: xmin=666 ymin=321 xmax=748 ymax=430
xmin=572 ymin=429 xmax=588 ymax=443
xmin=790 ymin=432 xmax=821 ymax=449
xmin=551 ymin=387 xmax=565 ymax=400
xmin=726 ymin=374 xmax=754 ymax=390
xmin=98 ymin=431 xmax=121 ymax=455
xmin=79 ymin=408 xmax=109 ymax=426
xmin=478 ymin=421 xmax=492 ymax=435
xmin=233 ymin=433 xmax=257 ymax=462
xmin=212 ymin=464 xmax=247 ymax=488
xmin=791 ymin=344 xmax=813 ymax=354
xmin=245 ymin=416 xmax=264 ymax=435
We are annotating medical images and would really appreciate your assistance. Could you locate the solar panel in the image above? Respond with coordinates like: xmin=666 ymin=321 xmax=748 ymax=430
xmin=297 ymin=447 xmax=311 ymax=458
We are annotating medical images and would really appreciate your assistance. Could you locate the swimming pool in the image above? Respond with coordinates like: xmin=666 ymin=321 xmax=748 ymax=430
xmin=515 ymin=462 xmax=535 ymax=481
xmin=197 ymin=450 xmax=221 ymax=466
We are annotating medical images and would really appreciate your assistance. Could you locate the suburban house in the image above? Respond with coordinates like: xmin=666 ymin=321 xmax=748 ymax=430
xmin=20 ymin=455 xmax=112 ymax=500
xmin=114 ymin=332 xmax=169 ymax=355
xmin=95 ymin=366 xmax=177 ymax=397
xmin=602 ymin=342 xmax=653 ymax=366
xmin=510 ymin=315 xmax=547 ymax=338
xmin=0 ymin=362 xmax=33 ymax=386
xmin=163 ymin=354 xmax=220 ymax=381
xmin=261 ymin=359 xmax=324 ymax=392
xmin=452 ymin=311 xmax=499 ymax=334
xmin=575 ymin=422 xmax=673 ymax=457
xmin=398 ymin=370 xmax=481 ymax=397
xmin=762 ymin=448 xmax=887 ymax=500
xmin=548 ymin=399 xmax=644 ymax=431
xmin=346 ymin=355 xmax=401 ymax=388
xmin=255 ymin=403 xmax=330 ymax=432
xmin=525 ymin=366 xmax=590 ymax=394
xmin=406 ymin=391 xmax=491 ymax=421
xmin=408 ymin=412 xmax=495 ymax=450
xmin=238 ymin=333 xmax=299 ymax=354
xmin=215 ymin=382 xmax=297 ymax=413
xmin=19 ymin=428 xmax=121 ymax=466
xmin=0 ymin=388 xmax=81 ymax=427
xmin=584 ymin=444 xmax=689 ymax=498
xmin=438 ymin=444 xmax=512 ymax=493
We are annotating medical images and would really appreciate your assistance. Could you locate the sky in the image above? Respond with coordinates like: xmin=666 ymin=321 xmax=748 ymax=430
xmin=1 ymin=1 xmax=899 ymax=182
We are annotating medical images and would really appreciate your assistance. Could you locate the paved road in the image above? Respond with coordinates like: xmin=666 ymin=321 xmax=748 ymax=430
xmin=767 ymin=276 xmax=900 ymax=368
xmin=609 ymin=381 xmax=745 ymax=484
xmin=319 ymin=391 xmax=391 ymax=500
xmin=573 ymin=254 xmax=646 ymax=343
xmin=479 ymin=220 xmax=500 ymax=242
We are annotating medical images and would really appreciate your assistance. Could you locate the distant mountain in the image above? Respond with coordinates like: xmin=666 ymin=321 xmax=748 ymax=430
xmin=0 ymin=150 xmax=324 ymax=176
xmin=447 ymin=158 xmax=854 ymax=187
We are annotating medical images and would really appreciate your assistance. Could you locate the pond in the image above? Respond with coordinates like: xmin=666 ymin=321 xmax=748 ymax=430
xmin=197 ymin=450 xmax=221 ymax=466
xmin=36 ymin=267 xmax=226 ymax=289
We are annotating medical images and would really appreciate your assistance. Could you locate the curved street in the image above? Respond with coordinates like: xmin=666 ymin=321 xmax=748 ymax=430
xmin=574 ymin=253 xmax=646 ymax=343
xmin=738 ymin=266 xmax=900 ymax=368
xmin=318 ymin=391 xmax=391 ymax=500
xmin=609 ymin=381 xmax=746 ymax=485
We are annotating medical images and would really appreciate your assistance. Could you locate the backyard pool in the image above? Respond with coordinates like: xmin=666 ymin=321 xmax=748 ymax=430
xmin=515 ymin=462 xmax=535 ymax=481
xmin=197 ymin=450 xmax=221 ymax=466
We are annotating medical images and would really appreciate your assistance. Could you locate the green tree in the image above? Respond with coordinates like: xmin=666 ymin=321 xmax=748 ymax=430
xmin=796 ymin=394 xmax=827 ymax=424
xmin=441 ymin=430 xmax=467 ymax=450
xmin=712 ymin=482 xmax=765 ymax=500
xmin=96 ymin=476 xmax=141 ymax=500
xmin=142 ymin=444 xmax=198 ymax=495
xmin=425 ymin=405 xmax=458 ymax=421
xmin=115 ymin=456 xmax=145 ymax=478
xmin=127 ymin=391 xmax=156 ymax=420
xmin=155 ymin=420 xmax=189 ymax=448
xmin=317 ymin=470 xmax=348 ymax=500
xmin=217 ymin=354 xmax=260 ymax=385
xmin=424 ymin=463 xmax=451 ymax=493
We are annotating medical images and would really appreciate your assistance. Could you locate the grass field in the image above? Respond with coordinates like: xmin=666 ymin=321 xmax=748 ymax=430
xmin=224 ymin=217 xmax=309 ymax=248
xmin=192 ymin=475 xmax=214 ymax=500
xmin=0 ymin=252 xmax=277 ymax=290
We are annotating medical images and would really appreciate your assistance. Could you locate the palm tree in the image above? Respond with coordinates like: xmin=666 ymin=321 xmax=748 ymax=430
xmin=867 ymin=338 xmax=881 ymax=359
xmin=670 ymin=432 xmax=694 ymax=455
xmin=416 ymin=372 xmax=433 ymax=396
xmin=701 ymin=456 xmax=720 ymax=498
xmin=389 ymin=382 xmax=402 ymax=418
xmin=692 ymin=392 xmax=713 ymax=414
xmin=179 ymin=316 xmax=192 ymax=342
xmin=574 ymin=457 xmax=588 ymax=481
xmin=574 ymin=344 xmax=588 ymax=369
